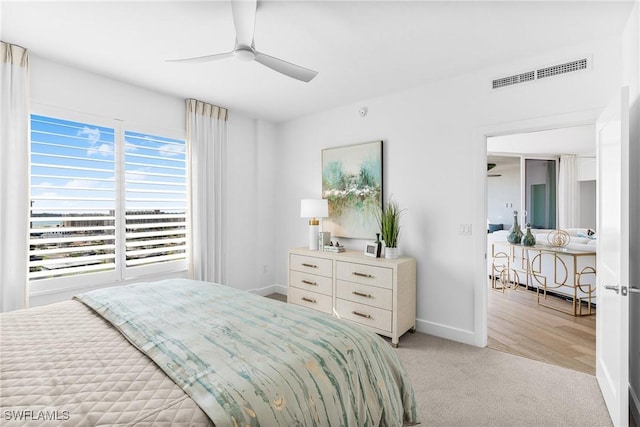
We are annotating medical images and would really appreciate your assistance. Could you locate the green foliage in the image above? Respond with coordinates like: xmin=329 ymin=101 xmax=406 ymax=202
xmin=322 ymin=161 xmax=381 ymax=218
xmin=376 ymin=197 xmax=405 ymax=248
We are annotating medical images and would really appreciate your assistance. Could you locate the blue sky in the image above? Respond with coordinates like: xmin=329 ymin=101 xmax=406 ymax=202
xmin=30 ymin=114 xmax=186 ymax=219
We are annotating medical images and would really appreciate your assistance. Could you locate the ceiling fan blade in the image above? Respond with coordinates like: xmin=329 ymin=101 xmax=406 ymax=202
xmin=254 ymin=51 xmax=318 ymax=82
xmin=231 ymin=0 xmax=257 ymax=47
xmin=166 ymin=51 xmax=235 ymax=63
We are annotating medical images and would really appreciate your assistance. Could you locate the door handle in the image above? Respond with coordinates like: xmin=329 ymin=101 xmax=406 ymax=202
xmin=604 ymin=284 xmax=620 ymax=294
xmin=604 ymin=284 xmax=640 ymax=296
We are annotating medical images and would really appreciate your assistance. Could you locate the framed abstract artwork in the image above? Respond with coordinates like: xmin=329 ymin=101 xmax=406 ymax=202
xmin=322 ymin=141 xmax=382 ymax=239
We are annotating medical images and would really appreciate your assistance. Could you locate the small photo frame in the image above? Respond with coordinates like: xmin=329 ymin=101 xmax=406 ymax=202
xmin=364 ymin=241 xmax=381 ymax=258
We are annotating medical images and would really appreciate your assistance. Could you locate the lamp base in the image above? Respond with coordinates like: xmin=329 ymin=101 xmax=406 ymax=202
xmin=308 ymin=224 xmax=319 ymax=250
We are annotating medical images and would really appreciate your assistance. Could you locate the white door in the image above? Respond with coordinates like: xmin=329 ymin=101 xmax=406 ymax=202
xmin=596 ymin=87 xmax=630 ymax=427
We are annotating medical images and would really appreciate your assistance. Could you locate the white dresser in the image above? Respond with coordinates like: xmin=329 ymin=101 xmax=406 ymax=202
xmin=288 ymin=247 xmax=416 ymax=347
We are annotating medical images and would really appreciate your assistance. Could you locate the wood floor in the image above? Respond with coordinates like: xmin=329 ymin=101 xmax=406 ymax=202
xmin=271 ymin=288 xmax=596 ymax=374
xmin=488 ymin=282 xmax=596 ymax=375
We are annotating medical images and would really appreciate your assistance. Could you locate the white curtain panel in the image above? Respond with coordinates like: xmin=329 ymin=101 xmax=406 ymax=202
xmin=0 ymin=42 xmax=30 ymax=312
xmin=186 ymin=99 xmax=228 ymax=284
xmin=558 ymin=154 xmax=579 ymax=229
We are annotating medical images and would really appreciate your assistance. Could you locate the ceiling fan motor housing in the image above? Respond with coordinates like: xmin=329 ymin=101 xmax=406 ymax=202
xmin=234 ymin=46 xmax=255 ymax=62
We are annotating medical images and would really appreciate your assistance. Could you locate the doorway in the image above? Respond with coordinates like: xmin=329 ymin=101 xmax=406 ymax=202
xmin=484 ymin=125 xmax=597 ymax=374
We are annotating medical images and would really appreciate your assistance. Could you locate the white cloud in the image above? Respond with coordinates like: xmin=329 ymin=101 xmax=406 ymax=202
xmin=65 ymin=179 xmax=95 ymax=189
xmin=125 ymin=142 xmax=138 ymax=152
xmin=79 ymin=126 xmax=113 ymax=157
xmin=39 ymin=191 xmax=59 ymax=198
xmin=78 ymin=127 xmax=101 ymax=145
xmin=158 ymin=143 xmax=185 ymax=157
xmin=126 ymin=168 xmax=148 ymax=182
xmin=88 ymin=143 xmax=113 ymax=157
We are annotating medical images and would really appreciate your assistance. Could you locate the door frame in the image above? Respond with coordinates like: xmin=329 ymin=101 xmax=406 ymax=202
xmin=472 ymin=107 xmax=603 ymax=347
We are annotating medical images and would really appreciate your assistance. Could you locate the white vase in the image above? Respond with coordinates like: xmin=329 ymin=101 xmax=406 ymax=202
xmin=385 ymin=247 xmax=400 ymax=259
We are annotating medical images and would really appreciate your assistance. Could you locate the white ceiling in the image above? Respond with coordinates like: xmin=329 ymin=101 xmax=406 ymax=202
xmin=488 ymin=124 xmax=596 ymax=157
xmin=1 ymin=1 xmax=635 ymax=123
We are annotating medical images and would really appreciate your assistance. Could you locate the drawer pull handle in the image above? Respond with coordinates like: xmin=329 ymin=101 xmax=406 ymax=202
xmin=353 ymin=272 xmax=373 ymax=278
xmin=352 ymin=311 xmax=372 ymax=319
xmin=301 ymin=297 xmax=316 ymax=304
xmin=301 ymin=280 xmax=317 ymax=286
xmin=352 ymin=291 xmax=372 ymax=298
xmin=302 ymin=263 xmax=318 ymax=269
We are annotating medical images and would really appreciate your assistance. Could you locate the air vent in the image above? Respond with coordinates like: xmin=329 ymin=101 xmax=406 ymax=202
xmin=492 ymin=71 xmax=535 ymax=89
xmin=492 ymin=57 xmax=589 ymax=90
xmin=537 ymin=58 xmax=588 ymax=79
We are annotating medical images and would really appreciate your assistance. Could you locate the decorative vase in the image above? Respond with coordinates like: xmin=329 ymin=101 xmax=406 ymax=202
xmin=521 ymin=223 xmax=536 ymax=247
xmin=385 ymin=247 xmax=399 ymax=259
xmin=507 ymin=210 xmax=523 ymax=244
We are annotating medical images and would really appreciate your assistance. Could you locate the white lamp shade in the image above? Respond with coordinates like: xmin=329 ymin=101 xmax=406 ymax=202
xmin=300 ymin=199 xmax=329 ymax=218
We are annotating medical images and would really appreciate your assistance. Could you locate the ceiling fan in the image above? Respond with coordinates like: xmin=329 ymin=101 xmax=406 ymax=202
xmin=167 ymin=0 xmax=318 ymax=83
xmin=487 ymin=163 xmax=501 ymax=177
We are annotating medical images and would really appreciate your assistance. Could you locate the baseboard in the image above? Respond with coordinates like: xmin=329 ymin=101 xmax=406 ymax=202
xmin=252 ymin=288 xmax=478 ymax=347
xmin=415 ymin=317 xmax=477 ymax=347
xmin=249 ymin=284 xmax=287 ymax=297
xmin=631 ymin=383 xmax=640 ymax=426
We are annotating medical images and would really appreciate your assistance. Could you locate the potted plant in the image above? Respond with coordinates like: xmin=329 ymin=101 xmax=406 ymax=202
xmin=377 ymin=197 xmax=405 ymax=259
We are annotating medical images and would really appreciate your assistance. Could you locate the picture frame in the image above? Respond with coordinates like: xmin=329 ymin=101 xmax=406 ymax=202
xmin=364 ymin=241 xmax=381 ymax=258
xmin=322 ymin=141 xmax=383 ymax=239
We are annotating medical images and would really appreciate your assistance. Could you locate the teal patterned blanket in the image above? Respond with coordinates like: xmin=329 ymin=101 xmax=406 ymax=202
xmin=75 ymin=279 xmax=419 ymax=426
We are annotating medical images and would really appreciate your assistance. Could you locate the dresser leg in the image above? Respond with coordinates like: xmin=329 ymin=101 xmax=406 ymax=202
xmin=391 ymin=342 xmax=399 ymax=348
xmin=409 ymin=327 xmax=416 ymax=333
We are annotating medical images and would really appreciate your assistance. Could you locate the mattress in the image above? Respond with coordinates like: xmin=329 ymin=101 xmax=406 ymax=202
xmin=0 ymin=299 xmax=213 ymax=426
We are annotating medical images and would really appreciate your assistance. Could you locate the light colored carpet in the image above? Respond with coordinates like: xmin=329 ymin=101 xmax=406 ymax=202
xmin=265 ymin=294 xmax=614 ymax=426
xmin=394 ymin=332 xmax=612 ymax=427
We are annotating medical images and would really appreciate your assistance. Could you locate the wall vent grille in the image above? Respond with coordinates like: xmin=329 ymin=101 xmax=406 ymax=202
xmin=492 ymin=58 xmax=589 ymax=90
xmin=537 ymin=58 xmax=588 ymax=79
xmin=492 ymin=71 xmax=535 ymax=89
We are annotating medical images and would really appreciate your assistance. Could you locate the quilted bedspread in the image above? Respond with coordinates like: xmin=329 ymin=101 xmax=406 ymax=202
xmin=1 ymin=279 xmax=418 ymax=426
xmin=0 ymin=299 xmax=213 ymax=426
xmin=75 ymin=279 xmax=418 ymax=426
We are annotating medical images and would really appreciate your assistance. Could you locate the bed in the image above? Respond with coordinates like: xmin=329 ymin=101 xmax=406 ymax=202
xmin=1 ymin=279 xmax=419 ymax=426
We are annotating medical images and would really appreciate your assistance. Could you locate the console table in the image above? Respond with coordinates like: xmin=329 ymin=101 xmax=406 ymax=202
xmin=491 ymin=242 xmax=596 ymax=316
xmin=288 ymin=247 xmax=416 ymax=347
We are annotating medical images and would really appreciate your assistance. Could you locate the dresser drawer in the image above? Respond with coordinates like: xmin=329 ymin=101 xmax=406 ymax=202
xmin=290 ymin=270 xmax=332 ymax=296
xmin=288 ymin=287 xmax=332 ymax=314
xmin=336 ymin=261 xmax=393 ymax=289
xmin=336 ymin=280 xmax=392 ymax=310
xmin=335 ymin=298 xmax=392 ymax=332
xmin=290 ymin=254 xmax=333 ymax=277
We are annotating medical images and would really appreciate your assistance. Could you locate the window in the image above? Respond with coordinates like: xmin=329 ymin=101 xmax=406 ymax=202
xmin=29 ymin=112 xmax=187 ymax=292
xmin=123 ymin=131 xmax=187 ymax=270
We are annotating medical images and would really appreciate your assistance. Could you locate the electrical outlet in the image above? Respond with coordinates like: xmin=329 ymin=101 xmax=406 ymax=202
xmin=459 ymin=224 xmax=472 ymax=235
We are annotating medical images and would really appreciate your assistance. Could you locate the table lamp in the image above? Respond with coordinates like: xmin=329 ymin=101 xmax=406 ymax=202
xmin=300 ymin=199 xmax=329 ymax=250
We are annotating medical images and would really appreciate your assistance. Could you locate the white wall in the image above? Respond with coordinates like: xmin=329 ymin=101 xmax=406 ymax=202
xmin=487 ymin=161 xmax=520 ymax=228
xmin=577 ymin=158 xmax=597 ymax=230
xmin=28 ymin=55 xmax=277 ymax=305
xmin=225 ymin=116 xmax=279 ymax=294
xmin=577 ymin=157 xmax=597 ymax=181
xmin=274 ymin=38 xmax=622 ymax=345
xmin=579 ymin=180 xmax=596 ymax=230
xmin=30 ymin=56 xmax=184 ymax=131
